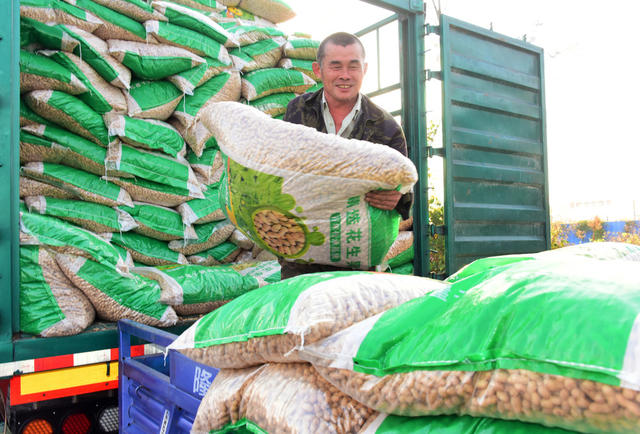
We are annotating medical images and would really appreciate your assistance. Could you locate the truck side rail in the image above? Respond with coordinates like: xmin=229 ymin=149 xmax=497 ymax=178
xmin=118 ymin=319 xmax=218 ymax=433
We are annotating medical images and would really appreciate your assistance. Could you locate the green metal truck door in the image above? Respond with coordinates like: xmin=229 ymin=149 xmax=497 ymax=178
xmin=437 ymin=14 xmax=550 ymax=275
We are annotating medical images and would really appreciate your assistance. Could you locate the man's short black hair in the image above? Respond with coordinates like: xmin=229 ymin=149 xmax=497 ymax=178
xmin=316 ymin=32 xmax=366 ymax=66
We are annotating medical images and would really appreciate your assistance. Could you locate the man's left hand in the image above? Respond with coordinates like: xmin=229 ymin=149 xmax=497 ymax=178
xmin=364 ymin=190 xmax=402 ymax=210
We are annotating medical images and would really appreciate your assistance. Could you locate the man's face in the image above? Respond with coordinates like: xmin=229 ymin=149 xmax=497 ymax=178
xmin=313 ymin=42 xmax=368 ymax=106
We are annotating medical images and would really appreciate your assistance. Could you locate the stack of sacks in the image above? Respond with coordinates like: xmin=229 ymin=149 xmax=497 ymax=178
xmin=166 ymin=271 xmax=448 ymax=432
xmin=181 ymin=243 xmax=640 ymax=433
xmin=18 ymin=0 xmax=312 ymax=335
xmin=294 ymin=243 xmax=640 ymax=434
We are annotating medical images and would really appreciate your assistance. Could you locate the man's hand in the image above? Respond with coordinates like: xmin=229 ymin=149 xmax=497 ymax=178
xmin=364 ymin=190 xmax=402 ymax=210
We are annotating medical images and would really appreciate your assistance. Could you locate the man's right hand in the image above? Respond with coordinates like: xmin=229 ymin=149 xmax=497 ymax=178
xmin=364 ymin=190 xmax=402 ymax=211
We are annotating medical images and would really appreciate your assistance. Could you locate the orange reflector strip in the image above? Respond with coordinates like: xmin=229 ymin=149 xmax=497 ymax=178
xmin=22 ymin=418 xmax=54 ymax=434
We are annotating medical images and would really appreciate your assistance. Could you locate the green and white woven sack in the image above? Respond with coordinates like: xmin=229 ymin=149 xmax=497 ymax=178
xmin=202 ymin=102 xmax=417 ymax=269
xmin=20 ymin=203 xmax=133 ymax=274
xmin=91 ymin=0 xmax=167 ymax=22
xmin=21 ymin=162 xmax=134 ymax=207
xmin=121 ymin=202 xmax=197 ymax=241
xmin=125 ymin=79 xmax=183 ymax=120
xmin=20 ymin=50 xmax=87 ymax=95
xmin=151 ymin=1 xmax=238 ymax=47
xmin=108 ymin=40 xmax=206 ymax=80
xmin=56 ymin=254 xmax=177 ymax=327
xmin=41 ymin=50 xmax=128 ymax=114
xmin=20 ymin=245 xmax=95 ymax=337
xmin=168 ymin=271 xmax=445 ymax=368
xmin=103 ymin=114 xmax=186 ymax=157
xmin=241 ymin=68 xmax=314 ymax=101
xmin=24 ymin=90 xmax=111 ymax=146
xmin=144 ymin=20 xmax=231 ymax=62
xmin=20 ymin=0 xmax=102 ymax=33
xmin=167 ymin=56 xmax=233 ymax=95
xmin=63 ymin=0 xmax=149 ymax=42
xmin=25 ymin=196 xmax=138 ymax=234
xmin=105 ymin=141 xmax=201 ymax=195
xmin=101 ymin=231 xmax=188 ymax=266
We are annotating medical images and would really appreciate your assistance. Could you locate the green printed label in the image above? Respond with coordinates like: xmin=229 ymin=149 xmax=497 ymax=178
xmin=329 ymin=212 xmax=341 ymax=262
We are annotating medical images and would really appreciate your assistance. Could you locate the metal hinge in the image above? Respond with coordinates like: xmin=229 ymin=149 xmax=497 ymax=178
xmin=427 ymin=146 xmax=445 ymax=158
xmin=429 ymin=224 xmax=446 ymax=236
xmin=426 ymin=69 xmax=441 ymax=81
xmin=425 ymin=24 xmax=440 ymax=35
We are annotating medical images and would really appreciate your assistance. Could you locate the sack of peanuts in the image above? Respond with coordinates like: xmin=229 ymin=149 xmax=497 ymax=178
xmin=64 ymin=0 xmax=150 ymax=43
xmin=20 ymin=123 xmax=110 ymax=177
xmin=121 ymin=202 xmax=197 ymax=241
xmin=201 ymin=102 xmax=417 ymax=269
xmin=125 ymin=79 xmax=183 ymax=120
xmin=20 ymin=246 xmax=95 ymax=337
xmin=20 ymin=0 xmax=103 ymax=33
xmin=107 ymin=40 xmax=207 ymax=81
xmin=24 ymin=90 xmax=112 ymax=146
xmin=191 ymin=363 xmax=374 ymax=433
xmin=19 ymin=50 xmax=87 ymax=95
xmin=219 ymin=22 xmax=285 ymax=46
xmin=300 ymin=256 xmax=640 ymax=433
xmin=228 ymin=37 xmax=286 ymax=72
xmin=447 ymin=241 xmax=640 ymax=284
xmin=234 ymin=0 xmax=296 ymax=24
xmin=151 ymin=1 xmax=238 ymax=47
xmin=167 ymin=57 xmax=233 ymax=96
xmin=167 ymin=271 xmax=446 ymax=368
xmin=362 ymin=414 xmax=577 ymax=433
xmin=278 ymin=57 xmax=318 ymax=81
xmin=214 ymin=7 xmax=275 ymax=28
xmin=283 ymin=38 xmax=320 ymax=60
xmin=91 ymin=0 xmax=167 ymax=22
xmin=20 ymin=177 xmax=75 ymax=200
xmin=21 ymin=162 xmax=134 ymax=207
xmin=103 ymin=114 xmax=186 ymax=157
xmin=240 ymin=68 xmax=314 ymax=100
xmin=40 ymin=50 xmax=128 ymax=114
xmin=101 ymin=231 xmax=188 ymax=266
xmin=187 ymin=241 xmax=242 ymax=266
xmin=25 ymin=196 xmax=137 ymax=234
xmin=133 ymin=259 xmax=280 ymax=308
xmin=20 ymin=203 xmax=133 ymax=274
xmin=56 ymin=254 xmax=177 ymax=327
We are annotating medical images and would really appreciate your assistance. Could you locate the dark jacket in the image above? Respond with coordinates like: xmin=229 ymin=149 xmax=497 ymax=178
xmin=284 ymin=89 xmax=413 ymax=220
xmin=283 ymin=89 xmax=408 ymax=157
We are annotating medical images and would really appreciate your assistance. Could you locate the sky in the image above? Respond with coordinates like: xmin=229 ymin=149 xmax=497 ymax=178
xmin=279 ymin=0 xmax=640 ymax=220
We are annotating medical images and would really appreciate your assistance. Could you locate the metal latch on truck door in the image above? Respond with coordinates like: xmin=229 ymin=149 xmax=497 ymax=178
xmin=430 ymin=224 xmax=446 ymax=236
xmin=427 ymin=146 xmax=445 ymax=158
xmin=425 ymin=24 xmax=440 ymax=35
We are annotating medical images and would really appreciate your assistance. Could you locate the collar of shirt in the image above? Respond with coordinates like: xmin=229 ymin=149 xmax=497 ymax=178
xmin=321 ymin=91 xmax=362 ymax=137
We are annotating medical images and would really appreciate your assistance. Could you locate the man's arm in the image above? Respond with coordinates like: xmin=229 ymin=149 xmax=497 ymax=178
xmin=387 ymin=122 xmax=408 ymax=157
xmin=364 ymin=119 xmax=413 ymax=219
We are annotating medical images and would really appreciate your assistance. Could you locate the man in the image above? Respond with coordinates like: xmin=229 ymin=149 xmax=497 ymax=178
xmin=281 ymin=32 xmax=412 ymax=277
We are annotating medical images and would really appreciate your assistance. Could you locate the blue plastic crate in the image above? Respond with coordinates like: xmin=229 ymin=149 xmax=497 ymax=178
xmin=118 ymin=320 xmax=219 ymax=433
